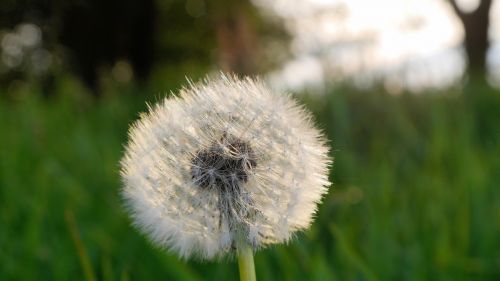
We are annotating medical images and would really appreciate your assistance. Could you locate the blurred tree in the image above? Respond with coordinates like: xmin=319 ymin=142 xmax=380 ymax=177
xmin=61 ymin=0 xmax=155 ymax=89
xmin=450 ymin=0 xmax=492 ymax=81
xmin=0 ymin=0 xmax=156 ymax=95
xmin=208 ymin=0 xmax=259 ymax=75
xmin=58 ymin=0 xmax=156 ymax=92
xmin=1 ymin=0 xmax=289 ymax=96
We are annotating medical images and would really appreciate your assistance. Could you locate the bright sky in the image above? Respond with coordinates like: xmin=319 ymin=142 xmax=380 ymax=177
xmin=254 ymin=0 xmax=500 ymax=92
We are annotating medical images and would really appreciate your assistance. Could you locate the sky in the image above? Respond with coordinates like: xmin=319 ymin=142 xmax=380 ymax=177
xmin=254 ymin=0 xmax=500 ymax=92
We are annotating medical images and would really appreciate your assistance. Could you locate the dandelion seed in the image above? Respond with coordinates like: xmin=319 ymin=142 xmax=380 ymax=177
xmin=120 ymin=74 xmax=331 ymax=262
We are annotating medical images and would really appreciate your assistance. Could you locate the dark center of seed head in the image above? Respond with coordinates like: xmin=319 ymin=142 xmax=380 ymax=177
xmin=191 ymin=136 xmax=257 ymax=189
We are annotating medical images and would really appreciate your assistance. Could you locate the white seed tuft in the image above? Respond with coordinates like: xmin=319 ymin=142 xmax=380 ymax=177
xmin=120 ymin=73 xmax=331 ymax=260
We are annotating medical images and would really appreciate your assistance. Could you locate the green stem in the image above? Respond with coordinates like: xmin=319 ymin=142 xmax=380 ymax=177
xmin=237 ymin=242 xmax=256 ymax=281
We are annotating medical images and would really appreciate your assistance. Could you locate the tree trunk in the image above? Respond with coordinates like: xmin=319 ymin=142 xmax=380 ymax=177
xmin=209 ymin=0 xmax=259 ymax=75
xmin=450 ymin=0 xmax=492 ymax=80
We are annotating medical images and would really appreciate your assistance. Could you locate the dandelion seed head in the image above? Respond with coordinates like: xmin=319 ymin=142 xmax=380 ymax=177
xmin=190 ymin=135 xmax=257 ymax=189
xmin=120 ymin=73 xmax=331 ymax=260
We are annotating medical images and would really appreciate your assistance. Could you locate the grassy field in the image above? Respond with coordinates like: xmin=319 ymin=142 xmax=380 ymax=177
xmin=0 ymin=79 xmax=499 ymax=280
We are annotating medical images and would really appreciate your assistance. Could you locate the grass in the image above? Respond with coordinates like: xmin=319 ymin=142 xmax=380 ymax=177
xmin=0 ymin=78 xmax=499 ymax=280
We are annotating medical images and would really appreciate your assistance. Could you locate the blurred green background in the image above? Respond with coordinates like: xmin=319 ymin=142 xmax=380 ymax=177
xmin=0 ymin=0 xmax=499 ymax=280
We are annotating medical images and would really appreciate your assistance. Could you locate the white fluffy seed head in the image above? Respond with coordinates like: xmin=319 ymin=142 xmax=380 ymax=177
xmin=120 ymin=73 xmax=331 ymax=260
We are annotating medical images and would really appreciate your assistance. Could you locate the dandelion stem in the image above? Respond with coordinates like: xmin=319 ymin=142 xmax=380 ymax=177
xmin=237 ymin=242 xmax=256 ymax=281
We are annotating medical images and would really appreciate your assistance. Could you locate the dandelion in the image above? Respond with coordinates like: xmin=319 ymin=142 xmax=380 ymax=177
xmin=120 ymin=73 xmax=331 ymax=280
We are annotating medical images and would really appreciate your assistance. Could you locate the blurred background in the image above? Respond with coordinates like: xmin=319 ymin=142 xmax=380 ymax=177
xmin=0 ymin=0 xmax=499 ymax=280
